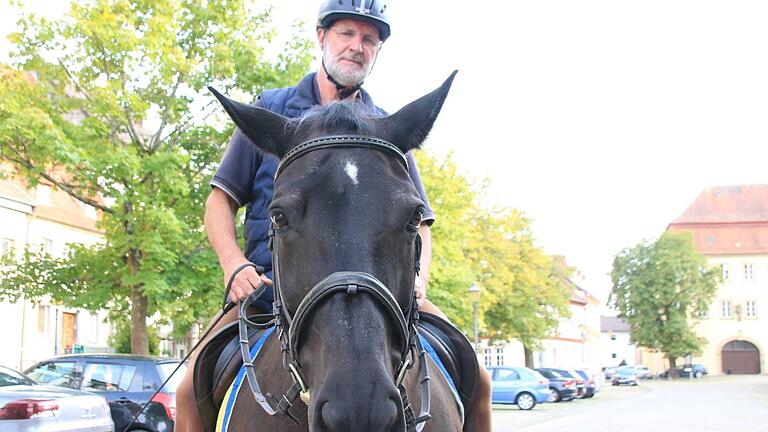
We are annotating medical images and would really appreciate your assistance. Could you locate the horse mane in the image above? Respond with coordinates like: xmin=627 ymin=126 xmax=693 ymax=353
xmin=290 ymin=101 xmax=378 ymax=136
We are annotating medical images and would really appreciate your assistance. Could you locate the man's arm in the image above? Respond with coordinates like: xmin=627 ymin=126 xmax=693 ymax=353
xmin=204 ymin=188 xmax=271 ymax=303
xmin=415 ymin=222 xmax=432 ymax=306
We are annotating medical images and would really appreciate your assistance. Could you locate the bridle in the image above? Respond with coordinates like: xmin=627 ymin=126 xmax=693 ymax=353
xmin=237 ymin=135 xmax=432 ymax=430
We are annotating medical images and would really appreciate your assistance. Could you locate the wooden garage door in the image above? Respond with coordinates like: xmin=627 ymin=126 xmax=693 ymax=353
xmin=722 ymin=340 xmax=760 ymax=374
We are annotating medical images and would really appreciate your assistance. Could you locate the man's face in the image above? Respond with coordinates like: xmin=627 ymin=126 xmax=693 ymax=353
xmin=319 ymin=18 xmax=382 ymax=87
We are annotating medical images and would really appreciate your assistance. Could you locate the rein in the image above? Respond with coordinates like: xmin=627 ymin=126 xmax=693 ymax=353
xmin=236 ymin=135 xmax=432 ymax=431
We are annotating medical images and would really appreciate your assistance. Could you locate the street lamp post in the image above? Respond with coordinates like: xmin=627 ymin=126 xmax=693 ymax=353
xmin=468 ymin=283 xmax=481 ymax=351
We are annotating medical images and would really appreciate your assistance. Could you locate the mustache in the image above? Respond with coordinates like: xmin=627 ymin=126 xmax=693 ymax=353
xmin=338 ymin=53 xmax=365 ymax=64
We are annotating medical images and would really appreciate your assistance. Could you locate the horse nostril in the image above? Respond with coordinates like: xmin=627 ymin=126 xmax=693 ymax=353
xmin=319 ymin=396 xmax=399 ymax=431
xmin=320 ymin=400 xmax=345 ymax=430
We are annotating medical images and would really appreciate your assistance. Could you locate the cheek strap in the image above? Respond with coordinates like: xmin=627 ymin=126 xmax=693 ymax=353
xmin=414 ymin=233 xmax=422 ymax=275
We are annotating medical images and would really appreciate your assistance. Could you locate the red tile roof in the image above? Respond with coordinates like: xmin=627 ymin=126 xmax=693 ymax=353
xmin=667 ymin=185 xmax=768 ymax=255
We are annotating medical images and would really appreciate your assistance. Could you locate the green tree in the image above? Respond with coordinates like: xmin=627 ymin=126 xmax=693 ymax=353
xmin=414 ymin=151 xmax=477 ymax=328
xmin=110 ymin=317 xmax=161 ymax=355
xmin=609 ymin=231 xmax=720 ymax=372
xmin=0 ymin=0 xmax=313 ymax=354
xmin=471 ymin=210 xmax=571 ymax=366
xmin=416 ymin=151 xmax=571 ymax=352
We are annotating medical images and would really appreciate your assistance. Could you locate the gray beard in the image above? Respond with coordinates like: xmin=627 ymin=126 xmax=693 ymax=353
xmin=323 ymin=49 xmax=371 ymax=87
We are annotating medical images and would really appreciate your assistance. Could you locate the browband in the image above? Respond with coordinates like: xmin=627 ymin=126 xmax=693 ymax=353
xmin=275 ymin=135 xmax=408 ymax=180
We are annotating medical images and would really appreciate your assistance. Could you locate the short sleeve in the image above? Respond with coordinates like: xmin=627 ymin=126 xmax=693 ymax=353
xmin=210 ymin=129 xmax=263 ymax=207
xmin=406 ymin=152 xmax=436 ymax=226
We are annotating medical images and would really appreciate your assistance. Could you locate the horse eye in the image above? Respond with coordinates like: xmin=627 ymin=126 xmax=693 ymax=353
xmin=271 ymin=212 xmax=288 ymax=228
xmin=407 ymin=210 xmax=423 ymax=230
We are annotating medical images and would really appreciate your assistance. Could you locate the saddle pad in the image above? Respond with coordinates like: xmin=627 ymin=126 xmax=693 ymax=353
xmin=217 ymin=327 xmax=274 ymax=432
xmin=194 ymin=319 xmax=265 ymax=432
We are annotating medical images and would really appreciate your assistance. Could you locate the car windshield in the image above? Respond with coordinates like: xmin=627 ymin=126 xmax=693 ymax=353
xmin=157 ymin=362 xmax=187 ymax=393
xmin=0 ymin=366 xmax=36 ymax=386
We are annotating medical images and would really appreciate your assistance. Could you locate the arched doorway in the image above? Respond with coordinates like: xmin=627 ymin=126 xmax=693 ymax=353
xmin=722 ymin=340 xmax=760 ymax=374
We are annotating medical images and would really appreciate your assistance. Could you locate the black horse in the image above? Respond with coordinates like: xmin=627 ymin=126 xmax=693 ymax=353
xmin=202 ymin=72 xmax=474 ymax=432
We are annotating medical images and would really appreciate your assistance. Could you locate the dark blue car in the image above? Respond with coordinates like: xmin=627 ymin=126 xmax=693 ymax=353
xmin=572 ymin=369 xmax=599 ymax=398
xmin=535 ymin=368 xmax=578 ymax=402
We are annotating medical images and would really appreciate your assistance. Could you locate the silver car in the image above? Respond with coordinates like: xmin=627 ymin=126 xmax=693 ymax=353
xmin=0 ymin=364 xmax=114 ymax=432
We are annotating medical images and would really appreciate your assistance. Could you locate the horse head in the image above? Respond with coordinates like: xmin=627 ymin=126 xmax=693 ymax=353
xmin=210 ymin=71 xmax=456 ymax=431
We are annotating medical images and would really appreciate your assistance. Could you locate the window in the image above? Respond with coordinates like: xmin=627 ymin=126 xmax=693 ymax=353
xmin=2 ymin=238 xmax=14 ymax=256
xmin=611 ymin=353 xmax=617 ymax=359
xmin=495 ymin=347 xmax=504 ymax=366
xmin=610 ymin=334 xmax=617 ymax=341
xmin=157 ymin=362 xmax=187 ymax=392
xmin=722 ymin=264 xmax=730 ymax=281
xmin=37 ymin=305 xmax=49 ymax=334
xmin=721 ymin=301 xmax=732 ymax=319
xmin=746 ymin=301 xmax=758 ymax=318
xmin=42 ymin=238 xmax=53 ymax=255
xmin=80 ymin=363 xmax=136 ymax=392
xmin=744 ymin=264 xmax=754 ymax=280
xmin=495 ymin=368 xmax=519 ymax=381
xmin=698 ymin=308 xmax=709 ymax=320
xmin=26 ymin=362 xmax=77 ymax=388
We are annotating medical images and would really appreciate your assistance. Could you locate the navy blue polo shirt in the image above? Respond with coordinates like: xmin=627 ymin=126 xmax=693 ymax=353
xmin=211 ymin=73 xmax=435 ymax=277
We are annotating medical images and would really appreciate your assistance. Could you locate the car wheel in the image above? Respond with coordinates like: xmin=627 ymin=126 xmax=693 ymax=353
xmin=694 ymin=371 xmax=703 ymax=378
xmin=516 ymin=392 xmax=536 ymax=410
xmin=549 ymin=388 xmax=561 ymax=402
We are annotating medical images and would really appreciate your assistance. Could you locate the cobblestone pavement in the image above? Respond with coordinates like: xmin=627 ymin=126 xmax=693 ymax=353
xmin=492 ymin=374 xmax=768 ymax=432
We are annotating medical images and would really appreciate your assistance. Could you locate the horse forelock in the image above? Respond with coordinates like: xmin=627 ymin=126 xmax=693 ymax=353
xmin=290 ymin=101 xmax=377 ymax=136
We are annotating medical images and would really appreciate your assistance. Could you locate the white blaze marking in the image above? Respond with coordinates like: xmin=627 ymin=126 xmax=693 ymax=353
xmin=344 ymin=160 xmax=359 ymax=185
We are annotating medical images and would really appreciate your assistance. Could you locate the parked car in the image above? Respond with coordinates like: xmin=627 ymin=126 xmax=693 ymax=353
xmin=535 ymin=368 xmax=577 ymax=402
xmin=488 ymin=366 xmax=550 ymax=410
xmin=611 ymin=366 xmax=638 ymax=386
xmin=658 ymin=364 xmax=709 ymax=379
xmin=25 ymin=354 xmax=185 ymax=432
xmin=572 ymin=369 xmax=599 ymax=398
xmin=0 ymin=364 xmax=114 ymax=431
xmin=550 ymin=369 xmax=586 ymax=398
xmin=633 ymin=365 xmax=653 ymax=379
xmin=681 ymin=364 xmax=708 ymax=378
xmin=603 ymin=366 xmax=618 ymax=382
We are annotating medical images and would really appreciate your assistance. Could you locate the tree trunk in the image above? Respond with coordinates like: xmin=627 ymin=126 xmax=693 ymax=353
xmin=124 ymin=200 xmax=149 ymax=355
xmin=523 ymin=345 xmax=535 ymax=368
xmin=130 ymin=284 xmax=149 ymax=355
xmin=667 ymin=355 xmax=678 ymax=379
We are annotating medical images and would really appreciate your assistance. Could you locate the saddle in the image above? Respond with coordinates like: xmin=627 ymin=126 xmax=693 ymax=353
xmin=193 ymin=312 xmax=479 ymax=432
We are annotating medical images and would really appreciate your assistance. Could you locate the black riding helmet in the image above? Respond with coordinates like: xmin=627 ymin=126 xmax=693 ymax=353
xmin=317 ymin=0 xmax=391 ymax=41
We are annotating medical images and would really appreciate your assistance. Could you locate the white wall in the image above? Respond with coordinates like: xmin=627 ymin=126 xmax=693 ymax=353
xmin=600 ymin=331 xmax=637 ymax=367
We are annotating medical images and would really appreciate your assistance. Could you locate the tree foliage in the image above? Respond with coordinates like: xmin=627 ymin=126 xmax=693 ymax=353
xmin=0 ymin=0 xmax=313 ymax=353
xmin=609 ymin=231 xmax=720 ymax=368
xmin=416 ymin=152 xmax=571 ymax=345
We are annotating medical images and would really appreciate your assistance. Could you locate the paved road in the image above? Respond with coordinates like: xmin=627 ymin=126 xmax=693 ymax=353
xmin=492 ymin=375 xmax=768 ymax=432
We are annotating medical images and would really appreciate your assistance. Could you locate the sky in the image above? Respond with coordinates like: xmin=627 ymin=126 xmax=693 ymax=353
xmin=3 ymin=1 xmax=768 ymax=305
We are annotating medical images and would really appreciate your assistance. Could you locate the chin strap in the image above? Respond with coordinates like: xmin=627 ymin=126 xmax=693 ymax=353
xmin=322 ymin=58 xmax=363 ymax=100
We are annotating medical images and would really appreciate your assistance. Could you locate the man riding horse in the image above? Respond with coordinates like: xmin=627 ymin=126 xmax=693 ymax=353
xmin=175 ymin=1 xmax=492 ymax=431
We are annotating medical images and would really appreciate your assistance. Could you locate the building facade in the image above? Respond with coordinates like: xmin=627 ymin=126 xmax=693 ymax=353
xmin=667 ymin=185 xmax=767 ymax=375
xmin=0 ymin=168 xmax=113 ymax=370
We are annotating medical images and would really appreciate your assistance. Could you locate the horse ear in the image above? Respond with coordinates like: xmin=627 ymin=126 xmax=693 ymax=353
xmin=208 ymin=87 xmax=291 ymax=157
xmin=378 ymin=70 xmax=457 ymax=153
